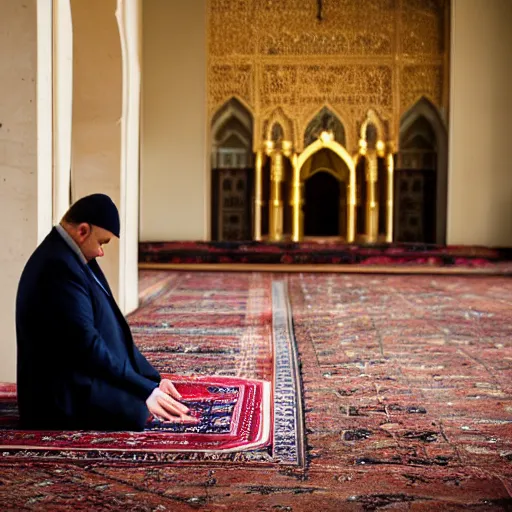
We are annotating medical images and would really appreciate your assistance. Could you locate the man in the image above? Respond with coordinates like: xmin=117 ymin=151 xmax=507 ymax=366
xmin=16 ymin=193 xmax=197 ymax=430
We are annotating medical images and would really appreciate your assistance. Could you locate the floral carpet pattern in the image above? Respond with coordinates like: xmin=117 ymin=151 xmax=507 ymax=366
xmin=0 ymin=271 xmax=511 ymax=510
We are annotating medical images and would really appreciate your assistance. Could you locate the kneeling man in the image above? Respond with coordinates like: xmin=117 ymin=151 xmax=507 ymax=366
xmin=16 ymin=193 xmax=196 ymax=430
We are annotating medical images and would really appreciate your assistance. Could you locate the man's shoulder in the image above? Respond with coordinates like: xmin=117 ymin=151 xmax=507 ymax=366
xmin=24 ymin=230 xmax=84 ymax=277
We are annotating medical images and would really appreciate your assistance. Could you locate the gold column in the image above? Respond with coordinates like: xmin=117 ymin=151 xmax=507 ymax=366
xmin=386 ymin=151 xmax=394 ymax=243
xmin=253 ymin=150 xmax=263 ymax=241
xmin=269 ymin=149 xmax=284 ymax=241
xmin=348 ymin=162 xmax=356 ymax=243
xmin=365 ymin=152 xmax=378 ymax=243
xmin=291 ymin=153 xmax=301 ymax=242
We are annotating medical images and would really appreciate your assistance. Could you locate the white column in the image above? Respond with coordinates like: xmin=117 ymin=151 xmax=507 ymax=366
xmin=52 ymin=0 xmax=73 ymax=222
xmin=37 ymin=0 xmax=54 ymax=241
xmin=116 ymin=0 xmax=142 ymax=314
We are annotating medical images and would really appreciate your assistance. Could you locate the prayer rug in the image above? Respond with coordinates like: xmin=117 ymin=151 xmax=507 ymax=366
xmin=0 ymin=273 xmax=304 ymax=466
xmin=0 ymin=375 xmax=271 ymax=456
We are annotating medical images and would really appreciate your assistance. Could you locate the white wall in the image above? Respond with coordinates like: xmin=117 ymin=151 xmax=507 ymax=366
xmin=448 ymin=0 xmax=512 ymax=246
xmin=140 ymin=0 xmax=208 ymax=241
xmin=70 ymin=0 xmax=122 ymax=297
xmin=0 ymin=0 xmax=38 ymax=381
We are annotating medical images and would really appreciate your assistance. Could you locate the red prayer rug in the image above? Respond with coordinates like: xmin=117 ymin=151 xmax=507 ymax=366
xmin=0 ymin=375 xmax=271 ymax=455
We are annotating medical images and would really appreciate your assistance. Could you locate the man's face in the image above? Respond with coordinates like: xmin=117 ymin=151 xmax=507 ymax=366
xmin=75 ymin=224 xmax=113 ymax=261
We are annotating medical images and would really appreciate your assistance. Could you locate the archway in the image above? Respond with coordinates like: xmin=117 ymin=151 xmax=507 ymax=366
xmin=295 ymin=134 xmax=356 ymax=242
xmin=398 ymin=97 xmax=447 ymax=244
xmin=210 ymin=98 xmax=254 ymax=241
xmin=304 ymin=106 xmax=347 ymax=149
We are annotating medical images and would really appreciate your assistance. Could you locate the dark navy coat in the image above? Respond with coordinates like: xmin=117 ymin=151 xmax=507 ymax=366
xmin=16 ymin=228 xmax=160 ymax=431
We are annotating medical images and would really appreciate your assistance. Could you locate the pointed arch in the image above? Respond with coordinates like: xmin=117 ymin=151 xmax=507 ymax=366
xmin=303 ymin=105 xmax=349 ymax=150
xmin=296 ymin=135 xmax=356 ymax=242
xmin=270 ymin=122 xmax=285 ymax=143
xmin=360 ymin=109 xmax=387 ymax=144
xmin=400 ymin=96 xmax=446 ymax=143
xmin=264 ymin=107 xmax=294 ymax=144
xmin=297 ymin=137 xmax=355 ymax=176
xmin=217 ymin=129 xmax=252 ymax=151
xmin=398 ymin=96 xmax=448 ymax=244
xmin=210 ymin=97 xmax=254 ymax=242
xmin=211 ymin=97 xmax=254 ymax=141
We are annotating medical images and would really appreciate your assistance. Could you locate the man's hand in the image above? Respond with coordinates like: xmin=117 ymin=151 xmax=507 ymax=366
xmin=159 ymin=378 xmax=183 ymax=400
xmin=146 ymin=387 xmax=198 ymax=424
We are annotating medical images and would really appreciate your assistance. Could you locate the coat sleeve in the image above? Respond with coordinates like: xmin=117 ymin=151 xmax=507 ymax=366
xmin=88 ymin=258 xmax=161 ymax=384
xmin=132 ymin=344 xmax=161 ymax=383
xmin=43 ymin=261 xmax=157 ymax=401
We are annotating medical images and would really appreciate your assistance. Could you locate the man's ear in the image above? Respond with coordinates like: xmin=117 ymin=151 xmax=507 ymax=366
xmin=77 ymin=223 xmax=91 ymax=240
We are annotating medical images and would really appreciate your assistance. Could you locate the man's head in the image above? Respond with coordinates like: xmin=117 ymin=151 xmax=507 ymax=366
xmin=61 ymin=194 xmax=120 ymax=261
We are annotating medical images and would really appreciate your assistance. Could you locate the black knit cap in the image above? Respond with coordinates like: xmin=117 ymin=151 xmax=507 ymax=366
xmin=66 ymin=193 xmax=120 ymax=238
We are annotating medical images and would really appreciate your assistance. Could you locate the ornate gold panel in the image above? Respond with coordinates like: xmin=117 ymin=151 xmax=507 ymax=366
xmin=262 ymin=65 xmax=393 ymax=111
xmin=209 ymin=0 xmax=256 ymax=57
xmin=208 ymin=0 xmax=448 ymax=153
xmin=400 ymin=65 xmax=443 ymax=114
xmin=402 ymin=0 xmax=445 ymax=55
xmin=209 ymin=64 xmax=254 ymax=114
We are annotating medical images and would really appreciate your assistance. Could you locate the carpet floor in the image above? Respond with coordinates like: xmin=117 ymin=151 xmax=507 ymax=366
xmin=0 ymin=271 xmax=510 ymax=511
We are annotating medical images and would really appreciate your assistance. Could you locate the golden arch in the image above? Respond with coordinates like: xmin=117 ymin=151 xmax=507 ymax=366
xmin=265 ymin=107 xmax=294 ymax=144
xmin=307 ymin=166 xmax=343 ymax=182
xmin=292 ymin=134 xmax=356 ymax=242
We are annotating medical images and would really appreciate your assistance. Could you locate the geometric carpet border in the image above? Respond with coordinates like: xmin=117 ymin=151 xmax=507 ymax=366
xmin=271 ymin=280 xmax=305 ymax=466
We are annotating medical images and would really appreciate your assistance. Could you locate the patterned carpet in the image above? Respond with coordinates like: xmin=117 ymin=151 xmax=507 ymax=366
xmin=0 ymin=271 xmax=511 ymax=510
xmin=138 ymin=241 xmax=512 ymax=270
xmin=289 ymin=273 xmax=512 ymax=510
xmin=131 ymin=272 xmax=274 ymax=381
xmin=0 ymin=272 xmax=300 ymax=464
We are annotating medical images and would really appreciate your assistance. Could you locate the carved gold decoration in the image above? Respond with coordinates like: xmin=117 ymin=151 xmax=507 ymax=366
xmin=208 ymin=0 xmax=448 ymax=242
xmin=269 ymin=150 xmax=285 ymax=241
xmin=386 ymin=151 xmax=394 ymax=242
xmin=265 ymin=107 xmax=295 ymax=145
xmin=208 ymin=0 xmax=256 ymax=57
xmin=208 ymin=1 xmax=446 ymax=151
xmin=257 ymin=0 xmax=395 ymax=57
xmin=208 ymin=1 xmax=447 ymax=150
xmin=360 ymin=109 xmax=387 ymax=144
xmin=402 ymin=0 xmax=445 ymax=55
xmin=400 ymin=65 xmax=443 ymax=114
xmin=253 ymin=150 xmax=264 ymax=241
xmin=365 ymin=153 xmax=379 ymax=242
xmin=209 ymin=64 xmax=254 ymax=114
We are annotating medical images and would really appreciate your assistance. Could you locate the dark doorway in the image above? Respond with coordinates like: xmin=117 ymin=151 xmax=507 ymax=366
xmin=356 ymin=157 xmax=367 ymax=237
xmin=394 ymin=170 xmax=436 ymax=243
xmin=304 ymin=171 xmax=340 ymax=236
xmin=398 ymin=98 xmax=447 ymax=244
xmin=210 ymin=98 xmax=254 ymax=241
